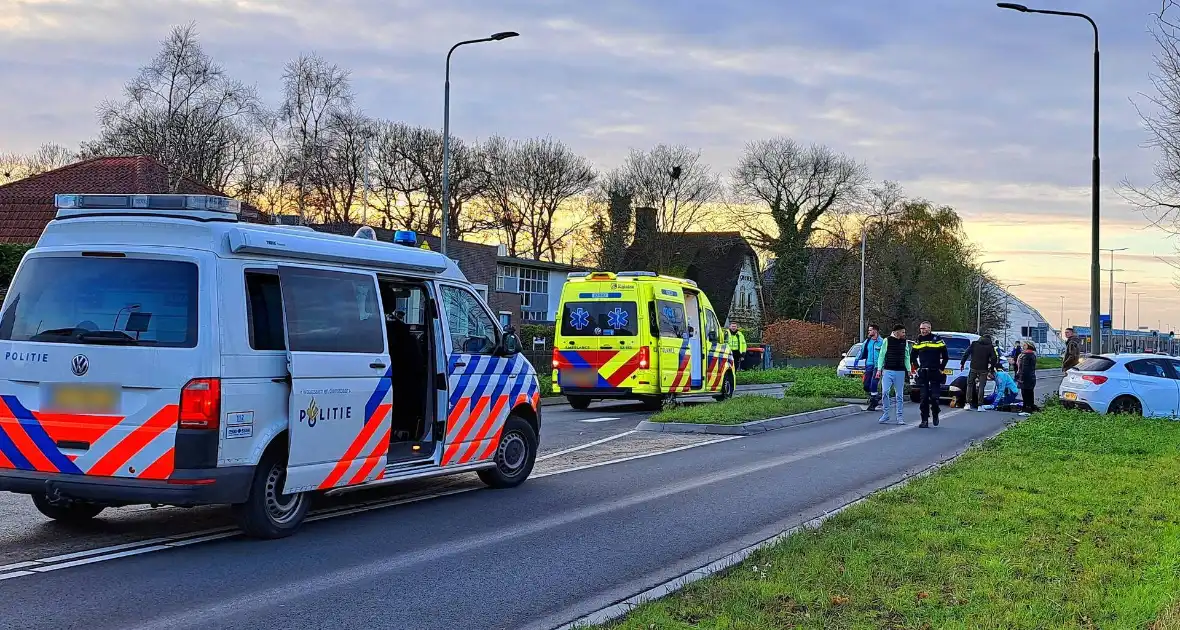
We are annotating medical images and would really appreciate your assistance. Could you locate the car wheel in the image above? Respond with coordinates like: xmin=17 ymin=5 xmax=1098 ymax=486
xmin=231 ymin=447 xmax=310 ymax=539
xmin=714 ymin=372 xmax=735 ymax=401
xmin=1108 ymin=396 xmax=1143 ymax=416
xmin=31 ymin=494 xmax=104 ymax=523
xmin=477 ymin=415 xmax=538 ymax=489
xmin=567 ymin=395 xmax=591 ymax=410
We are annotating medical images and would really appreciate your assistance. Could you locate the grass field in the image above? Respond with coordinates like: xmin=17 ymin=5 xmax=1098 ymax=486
xmin=649 ymin=395 xmax=840 ymax=426
xmin=600 ymin=409 xmax=1180 ymax=629
xmin=1037 ymin=356 xmax=1064 ymax=370
xmin=783 ymin=371 xmax=867 ymax=399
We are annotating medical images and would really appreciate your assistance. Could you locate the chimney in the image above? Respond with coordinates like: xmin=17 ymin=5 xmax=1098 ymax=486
xmin=634 ymin=207 xmax=658 ymax=241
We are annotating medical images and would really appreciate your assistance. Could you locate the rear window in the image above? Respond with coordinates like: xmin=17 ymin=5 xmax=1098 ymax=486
xmin=0 ymin=256 xmax=198 ymax=347
xmin=560 ymin=302 xmax=638 ymax=337
xmin=944 ymin=337 xmax=972 ymax=360
xmin=1077 ymin=357 xmax=1115 ymax=372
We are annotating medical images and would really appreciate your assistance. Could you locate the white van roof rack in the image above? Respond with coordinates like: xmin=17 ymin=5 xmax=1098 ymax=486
xmin=54 ymin=193 xmax=242 ymax=222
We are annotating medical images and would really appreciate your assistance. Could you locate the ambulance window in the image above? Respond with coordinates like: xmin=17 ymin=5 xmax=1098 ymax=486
xmin=245 ymin=271 xmax=285 ymax=351
xmin=705 ymin=310 xmax=720 ymax=342
xmin=440 ymin=285 xmax=497 ymax=355
xmin=656 ymin=300 xmax=687 ymax=338
xmin=280 ymin=268 xmax=384 ymax=354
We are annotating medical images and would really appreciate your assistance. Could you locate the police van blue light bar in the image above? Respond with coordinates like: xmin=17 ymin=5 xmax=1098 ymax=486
xmin=55 ymin=193 xmax=241 ymax=214
xmin=393 ymin=230 xmax=417 ymax=246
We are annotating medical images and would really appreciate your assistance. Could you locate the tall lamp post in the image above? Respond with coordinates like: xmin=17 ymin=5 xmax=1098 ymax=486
xmin=977 ymin=259 xmax=1004 ymax=334
xmin=1133 ymin=291 xmax=1148 ymax=352
xmin=1001 ymin=282 xmax=1025 ymax=347
xmin=997 ymin=3 xmax=1101 ymax=358
xmin=440 ymin=31 xmax=519 ymax=256
xmin=1117 ymin=280 xmax=1137 ymax=352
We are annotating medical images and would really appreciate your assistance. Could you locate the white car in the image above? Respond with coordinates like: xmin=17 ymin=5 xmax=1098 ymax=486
xmin=836 ymin=342 xmax=864 ymax=378
xmin=1059 ymin=354 xmax=1180 ymax=416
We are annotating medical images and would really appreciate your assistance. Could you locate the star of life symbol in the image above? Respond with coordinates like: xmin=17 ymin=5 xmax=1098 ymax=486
xmin=607 ymin=307 xmax=628 ymax=329
xmin=570 ymin=307 xmax=591 ymax=331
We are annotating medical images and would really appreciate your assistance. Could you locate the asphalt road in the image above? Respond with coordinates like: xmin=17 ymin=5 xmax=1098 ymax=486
xmin=0 ymin=378 xmax=1061 ymax=630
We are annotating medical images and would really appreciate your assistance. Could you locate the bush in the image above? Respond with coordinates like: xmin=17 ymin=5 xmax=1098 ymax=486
xmin=519 ymin=323 xmax=555 ymax=349
xmin=0 ymin=243 xmax=31 ymax=293
xmin=762 ymin=319 xmax=849 ymax=359
xmin=536 ymin=372 xmax=553 ymax=398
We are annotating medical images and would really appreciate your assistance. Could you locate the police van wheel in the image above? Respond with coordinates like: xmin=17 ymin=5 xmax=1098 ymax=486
xmin=478 ymin=415 xmax=538 ymax=489
xmin=232 ymin=450 xmax=310 ymax=539
xmin=714 ymin=373 xmax=735 ymax=401
xmin=567 ymin=395 xmax=592 ymax=410
xmin=31 ymin=494 xmax=104 ymax=523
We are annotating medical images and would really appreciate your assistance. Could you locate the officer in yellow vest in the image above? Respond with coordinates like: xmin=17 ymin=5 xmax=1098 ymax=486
xmin=723 ymin=322 xmax=747 ymax=371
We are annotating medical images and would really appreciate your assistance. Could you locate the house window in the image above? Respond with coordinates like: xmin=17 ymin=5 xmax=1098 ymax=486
xmin=496 ymin=265 xmax=519 ymax=292
xmin=519 ymin=267 xmax=549 ymax=295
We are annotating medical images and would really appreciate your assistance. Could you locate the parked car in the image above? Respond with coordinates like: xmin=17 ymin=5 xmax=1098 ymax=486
xmin=836 ymin=342 xmax=863 ymax=378
xmin=1059 ymin=354 xmax=1180 ymax=416
xmin=909 ymin=332 xmax=1009 ymax=404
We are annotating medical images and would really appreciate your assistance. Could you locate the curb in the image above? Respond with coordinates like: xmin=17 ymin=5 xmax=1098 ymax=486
xmin=635 ymin=404 xmax=862 ymax=436
xmin=555 ymin=414 xmax=1018 ymax=630
xmin=539 ymin=382 xmax=792 ymax=409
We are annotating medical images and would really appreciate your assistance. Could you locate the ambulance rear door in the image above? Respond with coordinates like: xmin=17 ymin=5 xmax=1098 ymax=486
xmin=277 ymin=266 xmax=392 ymax=494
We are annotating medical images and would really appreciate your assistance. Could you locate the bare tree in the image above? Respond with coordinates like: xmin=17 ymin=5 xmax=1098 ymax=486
xmin=616 ymin=144 xmax=720 ymax=235
xmin=278 ymin=53 xmax=353 ymax=223
xmin=732 ymin=137 xmax=869 ymax=320
xmin=388 ymin=126 xmax=484 ymax=239
xmin=84 ymin=23 xmax=259 ymax=191
xmin=370 ymin=121 xmax=428 ymax=230
xmin=479 ymin=136 xmax=596 ymax=261
xmin=582 ymin=169 xmax=634 ymax=268
xmin=308 ymin=110 xmax=373 ymax=224
xmin=0 ymin=143 xmax=76 ymax=183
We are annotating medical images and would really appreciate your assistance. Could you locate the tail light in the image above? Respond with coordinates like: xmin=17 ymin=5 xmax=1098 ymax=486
xmin=638 ymin=346 xmax=650 ymax=370
xmin=552 ymin=347 xmax=561 ymax=370
xmin=1081 ymin=374 xmax=1108 ymax=385
xmin=179 ymin=378 xmax=221 ymax=430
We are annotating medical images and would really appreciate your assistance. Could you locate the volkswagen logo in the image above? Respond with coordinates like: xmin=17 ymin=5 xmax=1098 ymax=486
xmin=71 ymin=354 xmax=89 ymax=377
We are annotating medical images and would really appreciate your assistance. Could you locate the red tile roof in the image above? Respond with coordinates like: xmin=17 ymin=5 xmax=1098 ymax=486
xmin=0 ymin=155 xmax=264 ymax=243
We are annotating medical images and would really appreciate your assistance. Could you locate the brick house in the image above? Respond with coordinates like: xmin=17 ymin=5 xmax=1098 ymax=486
xmin=0 ymin=155 xmax=265 ymax=243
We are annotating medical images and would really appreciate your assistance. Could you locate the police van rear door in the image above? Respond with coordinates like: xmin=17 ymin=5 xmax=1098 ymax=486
xmin=277 ymin=266 xmax=392 ymax=494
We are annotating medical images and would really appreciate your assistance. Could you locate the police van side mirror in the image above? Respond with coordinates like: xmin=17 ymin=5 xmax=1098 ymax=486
xmin=498 ymin=329 xmax=521 ymax=356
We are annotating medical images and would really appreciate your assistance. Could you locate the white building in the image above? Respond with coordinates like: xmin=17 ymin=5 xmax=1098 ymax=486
xmin=991 ymin=284 xmax=1066 ymax=357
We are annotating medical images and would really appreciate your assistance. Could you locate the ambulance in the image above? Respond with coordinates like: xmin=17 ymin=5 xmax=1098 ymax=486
xmin=0 ymin=194 xmax=541 ymax=538
xmin=551 ymin=271 xmax=736 ymax=410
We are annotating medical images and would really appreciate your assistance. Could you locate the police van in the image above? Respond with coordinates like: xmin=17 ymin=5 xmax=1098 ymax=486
xmin=552 ymin=271 xmax=735 ymax=410
xmin=0 ymin=194 xmax=541 ymax=538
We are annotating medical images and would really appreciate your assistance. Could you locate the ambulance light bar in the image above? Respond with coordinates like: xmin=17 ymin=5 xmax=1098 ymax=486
xmin=617 ymin=271 xmax=658 ymax=277
xmin=588 ymin=272 xmax=617 ymax=280
xmin=55 ymin=194 xmax=242 ymax=214
xmin=566 ymin=272 xmax=590 ymax=278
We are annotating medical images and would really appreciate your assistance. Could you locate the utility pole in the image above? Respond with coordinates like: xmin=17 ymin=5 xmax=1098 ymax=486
xmin=361 ymin=133 xmax=371 ymax=226
xmin=1100 ymin=247 xmax=1127 ymax=352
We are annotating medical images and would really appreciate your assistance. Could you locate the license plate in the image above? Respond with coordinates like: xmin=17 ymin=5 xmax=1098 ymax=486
xmin=45 ymin=384 xmax=119 ymax=414
xmin=1063 ymin=391 xmax=1078 ymax=401
xmin=943 ymin=369 xmax=954 ymax=375
xmin=850 ymin=370 xmax=864 ymax=377
xmin=565 ymin=369 xmax=598 ymax=387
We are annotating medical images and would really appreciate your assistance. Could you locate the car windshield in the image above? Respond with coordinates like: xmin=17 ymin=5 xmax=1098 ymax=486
xmin=0 ymin=256 xmax=199 ymax=347
xmin=943 ymin=336 xmax=972 ymax=360
xmin=845 ymin=343 xmax=862 ymax=358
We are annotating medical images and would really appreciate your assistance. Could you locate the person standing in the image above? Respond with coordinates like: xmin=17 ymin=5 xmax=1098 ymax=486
xmin=960 ymin=334 xmax=1000 ymax=411
xmin=1009 ymin=341 xmax=1022 ymax=362
xmin=856 ymin=324 xmax=885 ymax=412
xmin=875 ymin=324 xmax=911 ymax=425
xmin=724 ymin=322 xmax=747 ymax=371
xmin=911 ymin=321 xmax=949 ymax=428
xmin=1018 ymin=341 xmax=1039 ymax=415
xmin=1062 ymin=327 xmax=1082 ymax=373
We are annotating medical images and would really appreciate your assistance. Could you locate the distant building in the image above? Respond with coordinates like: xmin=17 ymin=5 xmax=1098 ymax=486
xmin=622 ymin=207 xmax=764 ymax=331
xmin=990 ymin=284 xmax=1066 ymax=356
xmin=0 ymin=155 xmax=264 ymax=243
xmin=493 ymin=247 xmax=585 ymax=323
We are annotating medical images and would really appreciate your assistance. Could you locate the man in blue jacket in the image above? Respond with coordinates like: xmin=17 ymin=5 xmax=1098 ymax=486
xmin=856 ymin=324 xmax=884 ymax=411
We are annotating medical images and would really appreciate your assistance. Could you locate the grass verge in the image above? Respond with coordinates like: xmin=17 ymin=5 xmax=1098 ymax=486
xmin=598 ymin=409 xmax=1180 ymax=629
xmin=735 ymin=366 xmax=833 ymax=386
xmin=1037 ymin=356 xmax=1064 ymax=370
xmin=783 ymin=371 xmax=867 ymax=399
xmin=649 ymin=395 xmax=841 ymax=426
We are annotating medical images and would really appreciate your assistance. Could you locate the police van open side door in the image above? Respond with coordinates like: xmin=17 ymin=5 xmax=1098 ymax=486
xmin=277 ymin=266 xmax=393 ymax=494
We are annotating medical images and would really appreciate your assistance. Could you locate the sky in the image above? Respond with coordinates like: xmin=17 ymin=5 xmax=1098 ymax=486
xmin=1 ymin=0 xmax=1179 ymax=332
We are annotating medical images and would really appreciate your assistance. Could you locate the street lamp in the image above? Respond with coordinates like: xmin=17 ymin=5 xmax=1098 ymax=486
xmin=997 ymin=3 xmax=1101 ymax=358
xmin=1117 ymin=280 xmax=1137 ymax=352
xmin=977 ymin=260 xmax=1004 ymax=334
xmin=440 ymin=31 xmax=519 ymax=256
xmin=1001 ymin=282 xmax=1025 ymax=347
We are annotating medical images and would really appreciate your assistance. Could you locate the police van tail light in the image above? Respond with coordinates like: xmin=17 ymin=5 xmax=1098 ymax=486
xmin=179 ymin=378 xmax=222 ymax=430
xmin=638 ymin=346 xmax=650 ymax=370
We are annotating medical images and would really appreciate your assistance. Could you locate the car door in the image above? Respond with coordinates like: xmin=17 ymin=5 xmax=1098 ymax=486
xmin=1126 ymin=359 xmax=1180 ymax=417
xmin=682 ymin=291 xmax=705 ymax=390
xmin=654 ymin=295 xmax=690 ymax=392
xmin=704 ymin=309 xmax=725 ymax=391
xmin=439 ymin=284 xmax=523 ymax=467
xmin=278 ymin=266 xmax=392 ymax=494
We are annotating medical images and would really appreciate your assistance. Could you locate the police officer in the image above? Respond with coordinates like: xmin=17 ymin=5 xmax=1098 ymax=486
xmin=724 ymin=322 xmax=747 ymax=371
xmin=911 ymin=321 xmax=949 ymax=428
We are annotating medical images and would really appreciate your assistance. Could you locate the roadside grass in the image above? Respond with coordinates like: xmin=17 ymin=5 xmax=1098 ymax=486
xmin=1155 ymin=601 xmax=1180 ymax=630
xmin=537 ymin=372 xmax=553 ymax=397
xmin=1037 ymin=356 xmax=1064 ymax=370
xmin=736 ymin=366 xmax=833 ymax=386
xmin=783 ymin=371 xmax=867 ymax=399
xmin=599 ymin=409 xmax=1180 ymax=630
xmin=649 ymin=395 xmax=840 ymax=425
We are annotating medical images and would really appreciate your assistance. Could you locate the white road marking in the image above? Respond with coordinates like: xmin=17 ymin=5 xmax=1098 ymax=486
xmin=578 ymin=416 xmax=622 ymax=424
xmin=536 ymin=430 xmax=636 ymax=462
xmin=0 ymin=429 xmax=740 ymax=581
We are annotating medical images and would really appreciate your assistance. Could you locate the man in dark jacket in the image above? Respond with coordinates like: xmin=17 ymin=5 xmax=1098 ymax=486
xmin=911 ymin=321 xmax=949 ymax=428
xmin=1062 ymin=327 xmax=1082 ymax=372
xmin=960 ymin=334 xmax=1000 ymax=411
xmin=1018 ymin=341 xmax=1038 ymax=415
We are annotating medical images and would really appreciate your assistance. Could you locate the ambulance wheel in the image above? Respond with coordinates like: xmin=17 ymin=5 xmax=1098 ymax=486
xmin=31 ymin=494 xmax=104 ymax=523
xmin=567 ymin=395 xmax=592 ymax=410
xmin=478 ymin=415 xmax=537 ymax=489
xmin=232 ymin=449 xmax=310 ymax=539
xmin=714 ymin=372 xmax=735 ymax=401
xmin=640 ymin=396 xmax=665 ymax=411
